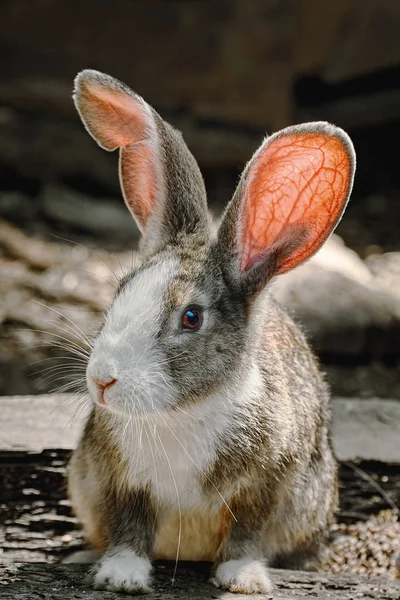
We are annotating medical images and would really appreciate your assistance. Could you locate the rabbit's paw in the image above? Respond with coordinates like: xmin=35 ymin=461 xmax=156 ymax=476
xmin=92 ymin=548 xmax=152 ymax=594
xmin=211 ymin=559 xmax=273 ymax=595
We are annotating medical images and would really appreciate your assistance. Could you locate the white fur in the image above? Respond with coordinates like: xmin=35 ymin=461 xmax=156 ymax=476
xmin=93 ymin=548 xmax=152 ymax=593
xmin=117 ymin=363 xmax=264 ymax=510
xmin=87 ymin=246 xmax=262 ymax=510
xmin=87 ymin=248 xmax=265 ymax=510
xmin=87 ymin=253 xmax=179 ymax=414
xmin=212 ymin=559 xmax=273 ymax=595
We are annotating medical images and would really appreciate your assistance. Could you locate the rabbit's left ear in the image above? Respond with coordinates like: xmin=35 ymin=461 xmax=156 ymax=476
xmin=73 ymin=70 xmax=208 ymax=250
xmin=216 ymin=122 xmax=355 ymax=296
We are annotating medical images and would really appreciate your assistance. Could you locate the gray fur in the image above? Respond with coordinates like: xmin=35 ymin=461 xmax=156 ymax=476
xmin=69 ymin=70 xmax=355 ymax=594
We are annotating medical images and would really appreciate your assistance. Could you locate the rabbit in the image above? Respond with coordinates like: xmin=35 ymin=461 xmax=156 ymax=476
xmin=68 ymin=69 xmax=356 ymax=595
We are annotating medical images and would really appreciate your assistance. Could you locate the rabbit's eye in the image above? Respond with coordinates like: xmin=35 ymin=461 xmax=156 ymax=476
xmin=182 ymin=308 xmax=203 ymax=331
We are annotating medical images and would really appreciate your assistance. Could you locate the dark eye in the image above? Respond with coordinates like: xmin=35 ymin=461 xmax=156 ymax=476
xmin=182 ymin=307 xmax=203 ymax=331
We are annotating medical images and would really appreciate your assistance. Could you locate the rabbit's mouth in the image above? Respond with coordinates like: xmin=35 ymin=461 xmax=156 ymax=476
xmin=86 ymin=365 xmax=178 ymax=418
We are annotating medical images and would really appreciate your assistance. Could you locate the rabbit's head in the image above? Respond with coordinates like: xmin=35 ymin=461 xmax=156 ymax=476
xmin=74 ymin=70 xmax=355 ymax=417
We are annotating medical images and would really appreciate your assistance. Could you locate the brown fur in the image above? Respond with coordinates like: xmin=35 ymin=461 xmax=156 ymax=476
xmin=69 ymin=69 xmax=355 ymax=593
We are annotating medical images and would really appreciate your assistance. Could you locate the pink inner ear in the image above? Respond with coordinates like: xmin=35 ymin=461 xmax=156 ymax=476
xmin=79 ymin=81 xmax=148 ymax=150
xmin=120 ymin=143 xmax=157 ymax=228
xmin=241 ymin=133 xmax=352 ymax=273
xmin=79 ymin=78 xmax=160 ymax=230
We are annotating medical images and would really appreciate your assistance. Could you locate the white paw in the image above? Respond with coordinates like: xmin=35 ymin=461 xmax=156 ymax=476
xmin=211 ymin=559 xmax=273 ymax=595
xmin=93 ymin=548 xmax=152 ymax=594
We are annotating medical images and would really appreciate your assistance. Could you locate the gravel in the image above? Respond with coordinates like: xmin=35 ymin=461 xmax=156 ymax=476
xmin=324 ymin=510 xmax=400 ymax=579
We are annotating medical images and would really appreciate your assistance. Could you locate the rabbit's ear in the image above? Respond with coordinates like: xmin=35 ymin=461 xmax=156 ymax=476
xmin=216 ymin=122 xmax=355 ymax=295
xmin=73 ymin=70 xmax=208 ymax=247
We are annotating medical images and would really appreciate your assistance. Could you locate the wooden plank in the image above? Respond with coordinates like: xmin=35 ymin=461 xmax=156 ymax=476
xmin=1 ymin=395 xmax=400 ymax=463
xmin=0 ymin=394 xmax=86 ymax=451
xmin=0 ymin=562 xmax=399 ymax=599
xmin=332 ymin=398 xmax=400 ymax=462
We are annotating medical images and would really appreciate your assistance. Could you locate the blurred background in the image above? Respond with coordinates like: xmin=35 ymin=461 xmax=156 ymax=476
xmin=1 ymin=0 xmax=400 ymax=397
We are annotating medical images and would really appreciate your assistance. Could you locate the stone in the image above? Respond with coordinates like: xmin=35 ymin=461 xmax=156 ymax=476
xmin=273 ymin=235 xmax=400 ymax=357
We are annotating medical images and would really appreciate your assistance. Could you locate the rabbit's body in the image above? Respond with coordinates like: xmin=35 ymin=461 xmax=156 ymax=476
xmin=70 ymin=271 xmax=336 ymax=565
xmin=69 ymin=70 xmax=355 ymax=594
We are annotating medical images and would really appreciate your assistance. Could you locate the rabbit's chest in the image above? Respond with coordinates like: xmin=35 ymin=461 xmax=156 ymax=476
xmin=122 ymin=419 xmax=223 ymax=509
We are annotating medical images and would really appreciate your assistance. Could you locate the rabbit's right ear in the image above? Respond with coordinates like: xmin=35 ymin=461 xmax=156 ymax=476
xmin=216 ymin=122 xmax=355 ymax=297
xmin=73 ymin=70 xmax=208 ymax=249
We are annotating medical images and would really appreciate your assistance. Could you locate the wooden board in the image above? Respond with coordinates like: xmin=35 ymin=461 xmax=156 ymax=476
xmin=1 ymin=395 xmax=400 ymax=462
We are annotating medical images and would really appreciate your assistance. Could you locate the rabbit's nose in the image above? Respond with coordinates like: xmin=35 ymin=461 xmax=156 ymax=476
xmin=93 ymin=377 xmax=117 ymax=405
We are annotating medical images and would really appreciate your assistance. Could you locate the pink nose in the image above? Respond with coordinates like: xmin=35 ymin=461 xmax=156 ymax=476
xmin=93 ymin=377 xmax=117 ymax=404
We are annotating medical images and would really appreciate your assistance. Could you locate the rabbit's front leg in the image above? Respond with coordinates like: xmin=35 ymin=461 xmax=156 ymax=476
xmin=211 ymin=499 xmax=273 ymax=595
xmin=91 ymin=489 xmax=155 ymax=594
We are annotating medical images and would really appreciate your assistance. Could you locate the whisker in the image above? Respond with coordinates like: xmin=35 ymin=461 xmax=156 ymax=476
xmin=143 ymin=424 xmax=160 ymax=535
xmin=154 ymin=407 xmax=236 ymax=522
xmin=31 ymin=299 xmax=93 ymax=348
xmin=172 ymin=405 xmax=198 ymax=421
xmin=77 ymin=268 xmax=117 ymax=290
xmin=56 ymin=392 xmax=92 ymax=433
xmin=65 ymin=399 xmax=91 ymax=431
xmin=30 ymin=317 xmax=91 ymax=350
xmin=26 ymin=340 xmax=91 ymax=362
xmin=49 ymin=231 xmax=121 ymax=284
xmin=32 ymin=363 xmax=87 ymax=377
xmin=50 ymin=379 xmax=86 ymax=393
xmin=26 ymin=355 xmax=88 ymax=368
xmin=15 ymin=329 xmax=90 ymax=358
xmin=115 ymin=253 xmax=125 ymax=280
xmin=153 ymin=423 xmax=181 ymax=584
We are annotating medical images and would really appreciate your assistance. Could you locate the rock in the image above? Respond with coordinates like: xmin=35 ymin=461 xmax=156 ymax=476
xmin=324 ymin=363 xmax=400 ymax=399
xmin=366 ymin=252 xmax=400 ymax=299
xmin=273 ymin=235 xmax=400 ymax=357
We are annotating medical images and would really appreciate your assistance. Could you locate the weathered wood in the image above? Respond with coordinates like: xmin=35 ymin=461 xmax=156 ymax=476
xmin=0 ymin=394 xmax=85 ymax=451
xmin=0 ymin=562 xmax=399 ymax=599
xmin=332 ymin=398 xmax=400 ymax=463
xmin=1 ymin=394 xmax=400 ymax=463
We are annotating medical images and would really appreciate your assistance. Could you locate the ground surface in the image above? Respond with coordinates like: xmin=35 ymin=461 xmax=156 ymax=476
xmin=1 ymin=562 xmax=400 ymax=600
xmin=0 ymin=395 xmax=399 ymax=584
